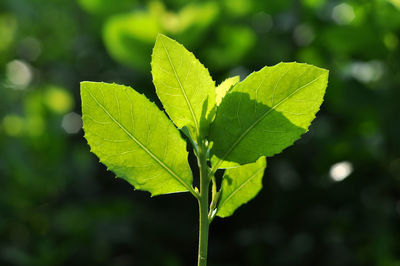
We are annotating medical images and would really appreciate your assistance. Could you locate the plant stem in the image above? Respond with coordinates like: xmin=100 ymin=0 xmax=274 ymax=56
xmin=197 ymin=141 xmax=210 ymax=266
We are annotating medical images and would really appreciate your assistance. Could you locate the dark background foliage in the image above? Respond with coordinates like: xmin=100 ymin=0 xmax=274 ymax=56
xmin=1 ymin=0 xmax=399 ymax=265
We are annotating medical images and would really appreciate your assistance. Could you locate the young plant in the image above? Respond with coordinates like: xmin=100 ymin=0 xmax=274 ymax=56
xmin=81 ymin=34 xmax=328 ymax=266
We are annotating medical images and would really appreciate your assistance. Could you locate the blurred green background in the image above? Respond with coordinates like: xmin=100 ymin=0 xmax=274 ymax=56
xmin=1 ymin=0 xmax=400 ymax=265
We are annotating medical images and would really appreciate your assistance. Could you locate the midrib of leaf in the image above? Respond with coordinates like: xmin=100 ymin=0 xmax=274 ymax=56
xmin=218 ymin=166 xmax=265 ymax=212
xmin=211 ymin=74 xmax=324 ymax=174
xmin=160 ymin=39 xmax=199 ymax=135
xmin=86 ymin=89 xmax=195 ymax=194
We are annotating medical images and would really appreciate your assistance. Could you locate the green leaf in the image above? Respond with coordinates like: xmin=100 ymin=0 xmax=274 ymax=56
xmin=210 ymin=62 xmax=328 ymax=169
xmin=151 ymin=34 xmax=216 ymax=140
xmin=81 ymin=82 xmax=194 ymax=196
xmin=181 ymin=126 xmax=199 ymax=156
xmin=217 ymin=157 xmax=266 ymax=218
xmin=216 ymin=76 xmax=240 ymax=106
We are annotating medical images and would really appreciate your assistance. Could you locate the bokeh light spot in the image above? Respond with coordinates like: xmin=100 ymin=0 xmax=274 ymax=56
xmin=6 ymin=60 xmax=32 ymax=89
xmin=3 ymin=114 xmax=24 ymax=136
xmin=293 ymin=24 xmax=315 ymax=46
xmin=349 ymin=61 xmax=384 ymax=84
xmin=62 ymin=112 xmax=82 ymax=134
xmin=45 ymin=86 xmax=74 ymax=114
xmin=251 ymin=12 xmax=273 ymax=33
xmin=17 ymin=37 xmax=42 ymax=61
xmin=384 ymin=33 xmax=399 ymax=50
xmin=329 ymin=161 xmax=353 ymax=182
xmin=332 ymin=3 xmax=355 ymax=25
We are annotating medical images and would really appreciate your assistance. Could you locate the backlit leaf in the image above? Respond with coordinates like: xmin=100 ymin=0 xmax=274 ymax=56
xmin=151 ymin=34 xmax=216 ymax=140
xmin=210 ymin=62 xmax=328 ymax=169
xmin=81 ymin=82 xmax=193 ymax=196
xmin=217 ymin=157 xmax=266 ymax=218
xmin=216 ymin=75 xmax=240 ymax=106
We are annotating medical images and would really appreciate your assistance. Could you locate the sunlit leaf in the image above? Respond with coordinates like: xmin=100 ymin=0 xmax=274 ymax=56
xmin=151 ymin=34 xmax=216 ymax=139
xmin=216 ymin=76 xmax=240 ymax=106
xmin=81 ymin=82 xmax=193 ymax=196
xmin=210 ymin=62 xmax=328 ymax=168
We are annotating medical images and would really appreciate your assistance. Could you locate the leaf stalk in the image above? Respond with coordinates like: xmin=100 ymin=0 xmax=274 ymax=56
xmin=197 ymin=140 xmax=211 ymax=266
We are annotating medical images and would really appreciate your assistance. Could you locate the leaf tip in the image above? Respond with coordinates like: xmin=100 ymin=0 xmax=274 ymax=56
xmin=156 ymin=32 xmax=166 ymax=38
xmin=155 ymin=32 xmax=171 ymax=44
xmin=80 ymin=81 xmax=96 ymax=89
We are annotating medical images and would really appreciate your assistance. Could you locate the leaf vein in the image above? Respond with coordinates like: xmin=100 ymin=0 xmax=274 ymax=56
xmin=86 ymin=88 xmax=193 ymax=192
xmin=160 ymin=38 xmax=199 ymax=135
xmin=218 ymin=166 xmax=265 ymax=211
xmin=271 ymin=68 xmax=289 ymax=105
xmin=212 ymin=73 xmax=324 ymax=172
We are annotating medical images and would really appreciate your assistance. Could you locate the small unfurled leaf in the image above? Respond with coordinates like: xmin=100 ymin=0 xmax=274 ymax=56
xmin=217 ymin=157 xmax=266 ymax=218
xmin=81 ymin=82 xmax=193 ymax=196
xmin=216 ymin=76 xmax=240 ymax=106
xmin=151 ymin=34 xmax=216 ymax=140
xmin=210 ymin=62 xmax=329 ymax=169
